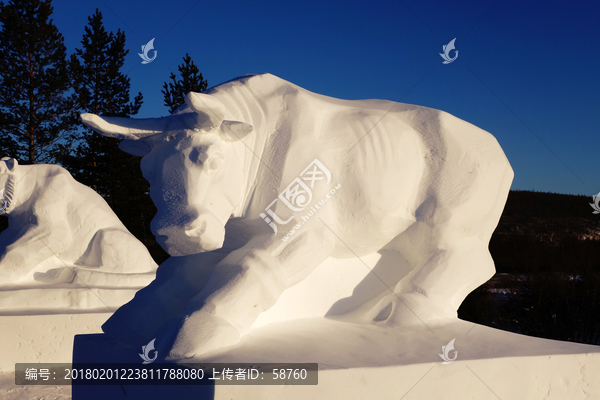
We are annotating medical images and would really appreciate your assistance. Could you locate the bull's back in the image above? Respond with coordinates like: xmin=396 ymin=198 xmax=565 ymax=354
xmin=271 ymin=93 xmax=431 ymax=256
xmin=299 ymin=95 xmax=512 ymax=252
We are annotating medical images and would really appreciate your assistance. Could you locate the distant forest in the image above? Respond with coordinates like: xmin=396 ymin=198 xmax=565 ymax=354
xmin=1 ymin=189 xmax=599 ymax=344
xmin=459 ymin=190 xmax=600 ymax=345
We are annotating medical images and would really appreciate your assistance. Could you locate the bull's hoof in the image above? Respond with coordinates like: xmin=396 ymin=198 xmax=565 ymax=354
xmin=163 ymin=310 xmax=240 ymax=360
xmin=368 ymin=292 xmax=456 ymax=327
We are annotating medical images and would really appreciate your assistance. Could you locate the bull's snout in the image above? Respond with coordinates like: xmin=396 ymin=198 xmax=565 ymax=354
xmin=152 ymin=209 xmax=226 ymax=256
xmin=183 ymin=213 xmax=225 ymax=251
xmin=183 ymin=218 xmax=208 ymax=239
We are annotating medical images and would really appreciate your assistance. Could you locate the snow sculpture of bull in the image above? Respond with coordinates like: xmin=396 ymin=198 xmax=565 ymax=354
xmin=0 ymin=157 xmax=157 ymax=289
xmin=81 ymin=73 xmax=513 ymax=359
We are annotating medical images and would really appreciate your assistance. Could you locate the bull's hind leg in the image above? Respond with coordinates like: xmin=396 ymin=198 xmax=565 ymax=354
xmin=368 ymin=239 xmax=496 ymax=326
xmin=368 ymin=157 xmax=513 ymax=326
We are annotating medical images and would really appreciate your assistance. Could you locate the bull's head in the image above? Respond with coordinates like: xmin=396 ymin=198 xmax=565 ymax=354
xmin=81 ymin=92 xmax=253 ymax=256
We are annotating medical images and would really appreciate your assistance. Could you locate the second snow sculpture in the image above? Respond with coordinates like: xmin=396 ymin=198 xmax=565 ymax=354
xmin=81 ymin=73 xmax=513 ymax=359
xmin=0 ymin=157 xmax=157 ymax=311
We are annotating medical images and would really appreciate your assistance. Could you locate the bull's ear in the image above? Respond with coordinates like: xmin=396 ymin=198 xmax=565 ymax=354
xmin=0 ymin=157 xmax=17 ymax=172
xmin=118 ymin=139 xmax=151 ymax=157
xmin=219 ymin=121 xmax=253 ymax=142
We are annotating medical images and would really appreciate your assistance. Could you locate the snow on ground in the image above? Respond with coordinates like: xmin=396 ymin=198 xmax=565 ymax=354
xmin=0 ymin=371 xmax=70 ymax=400
xmin=0 ymin=313 xmax=110 ymax=399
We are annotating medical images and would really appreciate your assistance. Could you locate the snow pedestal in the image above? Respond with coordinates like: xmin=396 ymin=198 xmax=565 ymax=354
xmin=71 ymin=317 xmax=600 ymax=400
xmin=208 ymin=318 xmax=600 ymax=400
xmin=71 ymin=254 xmax=600 ymax=400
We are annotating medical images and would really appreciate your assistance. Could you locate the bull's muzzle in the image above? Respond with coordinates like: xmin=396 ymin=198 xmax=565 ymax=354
xmin=153 ymin=209 xmax=226 ymax=256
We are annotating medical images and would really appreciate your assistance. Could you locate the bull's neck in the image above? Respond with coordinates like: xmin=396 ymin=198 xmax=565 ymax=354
xmin=231 ymin=132 xmax=265 ymax=218
xmin=211 ymin=74 xmax=280 ymax=219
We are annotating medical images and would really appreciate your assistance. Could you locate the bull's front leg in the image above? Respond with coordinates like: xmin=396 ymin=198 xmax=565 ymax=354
xmin=160 ymin=226 xmax=336 ymax=360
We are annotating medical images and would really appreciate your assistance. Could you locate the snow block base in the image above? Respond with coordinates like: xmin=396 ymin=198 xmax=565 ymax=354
xmin=72 ymin=317 xmax=600 ymax=400
xmin=71 ymin=334 xmax=214 ymax=399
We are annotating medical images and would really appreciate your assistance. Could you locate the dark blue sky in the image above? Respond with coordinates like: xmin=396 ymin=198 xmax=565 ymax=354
xmin=51 ymin=0 xmax=599 ymax=196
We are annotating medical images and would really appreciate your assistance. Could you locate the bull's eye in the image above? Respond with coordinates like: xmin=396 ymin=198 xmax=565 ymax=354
xmin=190 ymin=145 xmax=224 ymax=173
xmin=189 ymin=146 xmax=209 ymax=165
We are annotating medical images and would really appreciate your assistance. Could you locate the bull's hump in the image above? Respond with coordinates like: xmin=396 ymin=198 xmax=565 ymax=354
xmin=209 ymin=73 xmax=260 ymax=88
xmin=205 ymin=73 xmax=274 ymax=95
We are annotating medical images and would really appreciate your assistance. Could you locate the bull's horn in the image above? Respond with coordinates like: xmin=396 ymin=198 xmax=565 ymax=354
xmin=185 ymin=92 xmax=227 ymax=125
xmin=80 ymin=113 xmax=188 ymax=140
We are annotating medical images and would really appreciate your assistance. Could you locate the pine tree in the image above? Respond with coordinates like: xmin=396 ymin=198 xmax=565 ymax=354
xmin=0 ymin=0 xmax=76 ymax=164
xmin=162 ymin=54 xmax=207 ymax=113
xmin=63 ymin=10 xmax=168 ymax=264
xmin=64 ymin=9 xmax=143 ymax=195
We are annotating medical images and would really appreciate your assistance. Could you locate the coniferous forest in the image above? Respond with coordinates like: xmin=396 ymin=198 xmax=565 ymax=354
xmin=459 ymin=190 xmax=600 ymax=345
